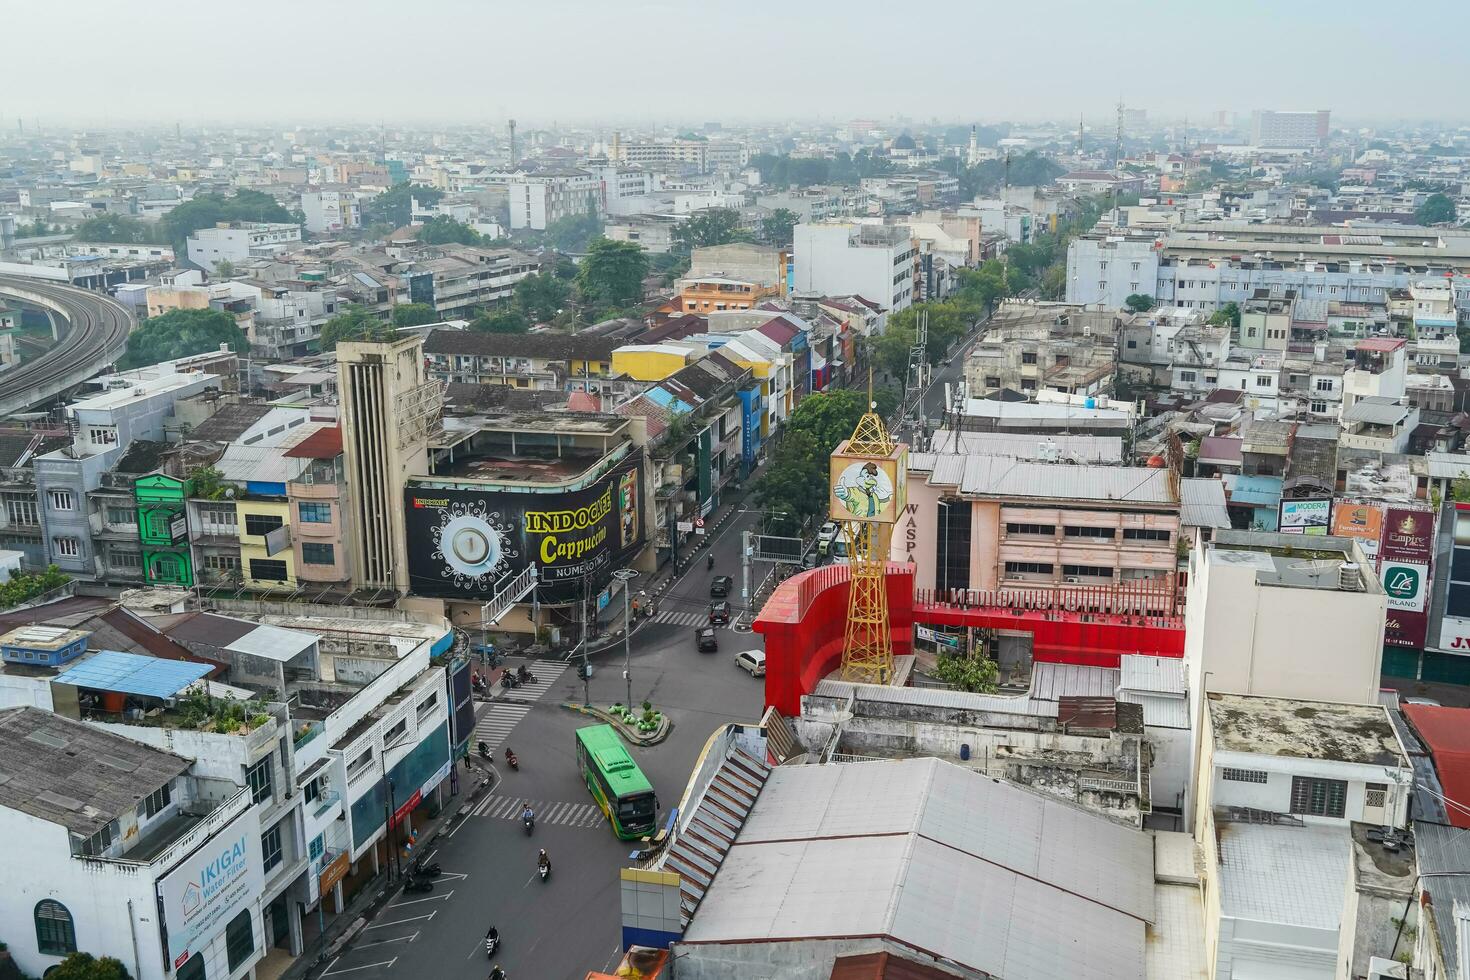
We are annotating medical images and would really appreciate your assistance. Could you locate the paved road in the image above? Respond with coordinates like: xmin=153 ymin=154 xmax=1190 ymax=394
xmin=324 ymin=519 xmax=767 ymax=980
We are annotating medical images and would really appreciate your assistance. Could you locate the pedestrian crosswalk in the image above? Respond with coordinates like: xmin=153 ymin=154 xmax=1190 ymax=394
xmin=652 ymin=609 xmax=740 ymax=628
xmin=471 ymin=663 xmax=566 ymax=753
xmin=471 ymin=794 xmax=607 ymax=828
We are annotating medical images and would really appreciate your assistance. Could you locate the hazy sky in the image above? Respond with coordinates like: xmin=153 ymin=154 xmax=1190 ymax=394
xmin=5 ymin=0 xmax=1467 ymax=128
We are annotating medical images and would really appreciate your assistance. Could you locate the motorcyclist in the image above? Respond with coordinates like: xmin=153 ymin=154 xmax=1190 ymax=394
xmin=484 ymin=925 xmax=498 ymax=954
xmin=516 ymin=663 xmax=533 ymax=683
xmin=538 ymin=848 xmax=551 ymax=873
xmin=504 ymin=746 xmax=518 ymax=767
xmin=478 ymin=740 xmax=489 ymax=758
xmin=521 ymin=802 xmax=534 ymax=824
xmin=489 ymin=966 xmax=506 ymax=980
xmin=707 ymin=553 xmax=715 ymax=570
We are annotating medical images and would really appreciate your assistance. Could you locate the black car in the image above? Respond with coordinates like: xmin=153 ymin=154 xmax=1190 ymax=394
xmin=694 ymin=626 xmax=718 ymax=652
xmin=710 ymin=574 xmax=734 ymax=598
xmin=708 ymin=600 xmax=732 ymax=626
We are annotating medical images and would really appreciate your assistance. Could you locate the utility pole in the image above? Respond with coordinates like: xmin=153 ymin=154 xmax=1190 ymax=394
xmin=741 ymin=530 xmax=752 ymax=621
xmin=579 ymin=574 xmax=591 ymax=706
xmin=612 ymin=568 xmax=638 ymax=709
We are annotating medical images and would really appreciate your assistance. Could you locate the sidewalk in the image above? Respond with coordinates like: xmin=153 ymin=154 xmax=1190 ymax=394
xmin=285 ymin=759 xmax=494 ymax=980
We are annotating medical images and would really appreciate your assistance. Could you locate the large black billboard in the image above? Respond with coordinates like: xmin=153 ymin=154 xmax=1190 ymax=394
xmin=405 ymin=452 xmax=644 ymax=603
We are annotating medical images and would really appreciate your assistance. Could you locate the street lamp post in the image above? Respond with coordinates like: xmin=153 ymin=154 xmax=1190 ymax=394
xmin=378 ymin=730 xmax=413 ymax=884
xmin=612 ymin=568 xmax=639 ymax=709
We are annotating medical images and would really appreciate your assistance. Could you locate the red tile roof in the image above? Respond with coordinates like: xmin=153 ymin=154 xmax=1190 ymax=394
xmin=1405 ymin=703 xmax=1470 ymax=829
xmin=566 ymin=391 xmax=601 ymax=413
xmin=1356 ymin=337 xmax=1406 ymax=352
xmin=756 ymin=317 xmax=798 ymax=347
xmin=283 ymin=425 xmax=343 ymax=459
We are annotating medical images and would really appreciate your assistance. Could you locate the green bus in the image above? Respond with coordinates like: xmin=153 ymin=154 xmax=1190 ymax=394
xmin=575 ymin=724 xmax=657 ymax=840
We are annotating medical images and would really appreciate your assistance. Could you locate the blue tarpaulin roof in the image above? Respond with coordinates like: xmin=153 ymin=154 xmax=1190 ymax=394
xmin=54 ymin=650 xmax=210 ymax=699
xmin=1230 ymin=475 xmax=1283 ymax=508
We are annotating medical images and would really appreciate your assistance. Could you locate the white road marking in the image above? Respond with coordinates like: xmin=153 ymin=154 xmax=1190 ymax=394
xmin=322 ymin=958 xmax=397 ymax=975
xmin=363 ymin=911 xmax=435 ymax=930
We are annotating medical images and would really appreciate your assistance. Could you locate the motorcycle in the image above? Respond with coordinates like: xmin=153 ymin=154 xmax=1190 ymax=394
xmin=707 ymin=553 xmax=715 ymax=570
xmin=411 ymin=857 xmax=441 ymax=878
xmin=522 ymin=811 xmax=535 ymax=836
xmin=504 ymin=748 xmax=519 ymax=771
xmin=484 ymin=929 xmax=500 ymax=957
xmin=538 ymin=862 xmax=549 ymax=882
xmin=478 ymin=741 xmax=490 ymax=761
xmin=516 ymin=665 xmax=536 ymax=685
xmin=403 ymin=876 xmax=433 ymax=894
xmin=538 ymin=851 xmax=551 ymax=882
xmin=500 ymin=672 xmax=520 ymax=690
xmin=489 ymin=968 xmax=507 ymax=980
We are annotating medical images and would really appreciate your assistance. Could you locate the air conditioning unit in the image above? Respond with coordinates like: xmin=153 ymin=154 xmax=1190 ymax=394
xmin=1064 ymin=576 xmax=1082 ymax=584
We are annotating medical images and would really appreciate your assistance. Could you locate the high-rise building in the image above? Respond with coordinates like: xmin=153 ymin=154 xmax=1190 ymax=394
xmin=1249 ymin=109 xmax=1331 ymax=148
xmin=337 ymin=336 xmax=435 ymax=592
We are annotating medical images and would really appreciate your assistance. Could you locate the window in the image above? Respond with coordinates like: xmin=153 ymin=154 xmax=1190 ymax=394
xmin=199 ymin=506 xmax=237 ymax=533
xmin=417 ymin=691 xmax=439 ymax=722
xmin=245 ymin=755 xmax=274 ymax=805
xmin=1021 ymin=352 xmax=1038 ymax=365
xmin=225 ymin=909 xmax=255 ymax=972
xmin=105 ymin=506 xmax=135 ymax=526
xmin=1222 ymin=768 xmax=1268 ymax=784
xmin=935 ymin=499 xmax=971 ymax=592
xmin=87 ymin=427 xmax=117 ymax=445
xmin=1004 ymin=561 xmax=1053 ymax=576
xmin=298 ymin=502 xmax=332 ymax=523
xmin=177 ymin=954 xmax=205 ymax=980
xmin=76 ymin=819 xmax=116 ymax=857
xmin=249 ymin=559 xmax=288 ymax=582
xmin=261 ymin=823 xmax=283 ymax=874
xmin=384 ymin=718 xmax=408 ymax=745
xmin=110 ymin=550 xmax=142 ymax=569
xmin=1123 ymin=528 xmax=1171 ymax=542
xmin=1062 ymin=564 xmax=1114 ymax=579
xmin=1310 ymin=400 xmax=1328 ymax=414
xmin=244 ymin=513 xmax=283 ymax=538
xmin=1290 ymin=775 xmax=1347 ymax=818
xmin=1064 ymin=525 xmax=1115 ymax=539
xmin=205 ymin=554 xmax=241 ymax=571
xmin=1365 ymin=783 xmax=1388 ymax=810
xmin=1126 ymin=339 xmax=1137 ymax=349
xmin=55 ymin=537 xmax=80 ymax=558
xmin=1256 ymin=375 xmax=1272 ymax=387
xmin=6 ymin=497 xmax=38 ymax=526
xmin=1005 ymin=523 xmax=1055 ymax=536
xmin=347 ymin=747 xmax=374 ymax=783
xmin=309 ymin=833 xmax=324 ymax=862
xmin=35 ymin=900 xmax=76 ymax=956
xmin=48 ymin=489 xmax=75 ymax=512
xmin=1179 ymin=370 xmax=1196 ymax=382
xmin=142 ymin=781 xmax=172 ymax=819
xmin=1315 ymin=378 xmax=1334 ymax=392
xmin=301 ymin=542 xmax=335 ymax=566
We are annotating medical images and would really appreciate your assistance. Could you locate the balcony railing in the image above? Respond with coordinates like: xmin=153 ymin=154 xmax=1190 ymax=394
xmin=311 ymin=790 xmax=342 ymax=820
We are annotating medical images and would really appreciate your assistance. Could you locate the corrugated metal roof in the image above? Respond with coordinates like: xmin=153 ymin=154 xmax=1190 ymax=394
xmin=1341 ymin=396 xmax=1411 ymax=426
xmin=1117 ymin=692 xmax=1190 ymax=729
xmin=224 ymin=624 xmax=318 ymax=663
xmin=1030 ymin=663 xmax=1119 ymax=701
xmin=684 ymin=758 xmax=1153 ymax=978
xmin=814 ymin=678 xmax=1057 ymax=717
xmin=1228 ymin=474 xmax=1282 ymax=507
xmin=1427 ymin=451 xmax=1470 ymax=480
xmin=1414 ymin=820 xmax=1470 ymax=976
xmin=1180 ymin=478 xmax=1231 ymax=529
xmin=216 ymin=445 xmax=289 ymax=483
xmin=54 ymin=650 xmax=211 ymax=698
xmin=928 ymin=458 xmax=1175 ymax=503
xmin=1119 ymin=654 xmax=1186 ymax=695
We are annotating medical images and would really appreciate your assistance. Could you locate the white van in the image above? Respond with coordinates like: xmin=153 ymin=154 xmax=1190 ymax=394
xmin=735 ymin=650 xmax=766 ymax=678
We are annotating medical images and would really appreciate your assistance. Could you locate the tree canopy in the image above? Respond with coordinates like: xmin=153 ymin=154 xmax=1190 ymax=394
xmin=542 ymin=211 xmax=604 ymax=252
xmin=319 ymin=305 xmax=393 ymax=351
xmin=932 ymin=652 xmax=999 ymax=693
xmin=1125 ymin=293 xmax=1155 ymax=312
xmin=1208 ymin=302 xmax=1241 ymax=330
xmin=470 ymin=309 xmax=530 ymax=334
xmin=673 ymin=208 xmax=748 ymax=252
xmin=363 ymin=182 xmax=443 ymax=228
xmin=575 ymin=237 xmax=649 ymax=311
xmin=746 ymin=150 xmax=891 ymax=189
xmin=1417 ymin=192 xmax=1457 ymax=226
xmin=121 ymin=308 xmax=248 ymax=369
xmin=162 ymin=189 xmax=296 ymax=256
xmin=759 ymin=208 xmax=799 ymax=247
xmin=956 ymin=152 xmax=1065 ymax=198
xmin=416 ymin=215 xmax=481 ymax=245
xmin=73 ymin=214 xmax=163 ymax=245
xmin=45 ymin=952 xmax=133 ymax=980
xmin=513 ymin=273 xmax=571 ymax=323
xmin=390 ymin=303 xmax=438 ymax=328
xmin=754 ymin=388 xmax=899 ymax=526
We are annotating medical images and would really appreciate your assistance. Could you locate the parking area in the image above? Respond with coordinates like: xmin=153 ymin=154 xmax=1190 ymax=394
xmin=319 ymin=863 xmax=472 ymax=978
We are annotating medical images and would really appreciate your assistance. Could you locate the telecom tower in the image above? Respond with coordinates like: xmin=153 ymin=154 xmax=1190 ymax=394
xmin=507 ymin=118 xmax=517 ymax=168
xmin=829 ymin=385 xmax=908 ymax=684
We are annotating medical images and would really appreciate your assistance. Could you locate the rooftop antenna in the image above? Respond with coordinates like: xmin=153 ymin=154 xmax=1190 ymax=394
xmin=1115 ymin=97 xmax=1125 ymax=167
xmin=508 ymin=118 xmax=517 ymax=169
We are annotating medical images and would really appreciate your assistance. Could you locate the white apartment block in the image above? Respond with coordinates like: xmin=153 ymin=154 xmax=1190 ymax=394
xmin=300 ymin=190 xmax=362 ymax=234
xmin=793 ymin=222 xmax=917 ymax=314
xmin=1249 ymin=109 xmax=1331 ymax=148
xmin=1066 ymin=236 xmax=1161 ymax=310
xmin=187 ymin=222 xmax=302 ymax=270
xmin=506 ymin=170 xmax=602 ymax=231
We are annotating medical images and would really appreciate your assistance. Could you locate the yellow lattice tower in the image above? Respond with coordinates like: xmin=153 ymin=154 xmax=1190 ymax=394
xmin=829 ymin=384 xmax=906 ymax=685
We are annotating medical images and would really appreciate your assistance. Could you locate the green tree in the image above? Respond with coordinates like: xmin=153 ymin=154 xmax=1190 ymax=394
xmin=1417 ymin=192 xmax=1457 ymax=226
xmin=391 ymin=303 xmax=438 ymax=328
xmin=319 ymin=305 xmax=392 ymax=351
xmin=188 ymin=465 xmax=238 ymax=500
xmin=417 ymin=215 xmax=481 ymax=245
xmin=1124 ymin=293 xmax=1155 ymax=312
xmin=513 ymin=273 xmax=571 ymax=323
xmin=213 ymin=259 xmax=235 ymax=278
xmin=754 ymin=389 xmax=898 ymax=525
xmin=363 ymin=182 xmax=443 ymax=227
xmin=45 ymin=952 xmax=133 ymax=980
xmin=161 ymin=189 xmax=295 ymax=256
xmin=471 ymin=309 xmax=530 ymax=334
xmin=649 ymin=252 xmax=691 ymax=287
xmin=759 ymin=208 xmax=799 ymax=246
xmin=542 ymin=211 xmax=604 ymax=252
xmin=932 ymin=653 xmax=999 ymax=694
xmin=0 ymin=564 xmax=70 ymax=611
xmin=872 ymin=323 xmax=916 ymax=380
xmin=73 ymin=214 xmax=161 ymax=244
xmin=121 ymin=308 xmax=248 ymax=369
xmin=674 ymin=208 xmax=748 ymax=252
xmin=1208 ymin=302 xmax=1241 ymax=330
xmin=576 ymin=238 xmax=649 ymax=310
